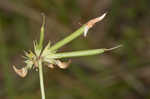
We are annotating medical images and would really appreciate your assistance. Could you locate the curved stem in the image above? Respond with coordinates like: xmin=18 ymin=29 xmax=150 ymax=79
xmin=38 ymin=60 xmax=45 ymax=99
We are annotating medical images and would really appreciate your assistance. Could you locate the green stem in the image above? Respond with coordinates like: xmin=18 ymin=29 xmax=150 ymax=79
xmin=38 ymin=14 xmax=46 ymax=99
xmin=39 ymin=14 xmax=45 ymax=49
xmin=50 ymin=25 xmax=85 ymax=51
xmin=39 ymin=60 xmax=45 ymax=99
xmin=49 ymin=13 xmax=107 ymax=52
xmin=53 ymin=49 xmax=104 ymax=58
xmin=52 ymin=45 xmax=122 ymax=59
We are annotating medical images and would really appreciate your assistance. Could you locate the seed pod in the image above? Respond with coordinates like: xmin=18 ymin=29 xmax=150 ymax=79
xmin=48 ymin=64 xmax=55 ymax=69
xmin=84 ymin=13 xmax=107 ymax=37
xmin=56 ymin=60 xmax=71 ymax=69
xmin=13 ymin=65 xmax=28 ymax=78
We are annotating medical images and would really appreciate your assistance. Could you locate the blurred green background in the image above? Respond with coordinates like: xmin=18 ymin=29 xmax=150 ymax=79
xmin=0 ymin=0 xmax=150 ymax=99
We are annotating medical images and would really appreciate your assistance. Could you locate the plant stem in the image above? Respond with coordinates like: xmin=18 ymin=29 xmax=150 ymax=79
xmin=38 ymin=60 xmax=45 ymax=99
xmin=52 ymin=45 xmax=122 ymax=59
xmin=50 ymin=13 xmax=107 ymax=52
xmin=50 ymin=25 xmax=85 ymax=51
xmin=52 ymin=49 xmax=105 ymax=58
xmin=39 ymin=14 xmax=45 ymax=49
xmin=38 ymin=14 xmax=46 ymax=99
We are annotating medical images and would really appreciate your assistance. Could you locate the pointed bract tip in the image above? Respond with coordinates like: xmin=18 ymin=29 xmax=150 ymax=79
xmin=97 ymin=12 xmax=107 ymax=22
xmin=104 ymin=44 xmax=123 ymax=51
xmin=86 ymin=12 xmax=107 ymax=28
xmin=84 ymin=12 xmax=107 ymax=37
xmin=13 ymin=65 xmax=28 ymax=78
xmin=41 ymin=13 xmax=45 ymax=26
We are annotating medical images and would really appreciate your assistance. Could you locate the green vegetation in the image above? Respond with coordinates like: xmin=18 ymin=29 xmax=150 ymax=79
xmin=0 ymin=0 xmax=149 ymax=99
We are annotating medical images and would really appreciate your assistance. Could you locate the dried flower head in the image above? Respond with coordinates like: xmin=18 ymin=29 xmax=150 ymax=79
xmin=13 ymin=41 xmax=71 ymax=77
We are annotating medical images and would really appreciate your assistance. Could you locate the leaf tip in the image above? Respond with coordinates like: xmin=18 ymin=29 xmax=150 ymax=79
xmin=105 ymin=44 xmax=123 ymax=51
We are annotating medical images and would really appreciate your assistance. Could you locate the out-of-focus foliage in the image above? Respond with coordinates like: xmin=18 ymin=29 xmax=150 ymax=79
xmin=0 ymin=0 xmax=150 ymax=99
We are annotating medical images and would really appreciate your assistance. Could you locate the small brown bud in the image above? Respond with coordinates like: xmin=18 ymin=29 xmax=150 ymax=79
xmin=86 ymin=13 xmax=107 ymax=29
xmin=48 ymin=64 xmax=55 ymax=69
xmin=13 ymin=65 xmax=28 ymax=78
xmin=84 ymin=13 xmax=107 ymax=37
xmin=56 ymin=60 xmax=71 ymax=69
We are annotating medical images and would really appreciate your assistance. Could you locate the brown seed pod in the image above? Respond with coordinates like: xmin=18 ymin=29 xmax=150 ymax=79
xmin=13 ymin=65 xmax=28 ymax=78
xmin=48 ymin=64 xmax=55 ymax=69
xmin=56 ymin=60 xmax=71 ymax=69
xmin=84 ymin=13 xmax=107 ymax=37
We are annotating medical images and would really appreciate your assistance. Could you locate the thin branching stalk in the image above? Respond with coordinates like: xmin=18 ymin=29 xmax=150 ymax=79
xmin=39 ymin=14 xmax=45 ymax=49
xmin=50 ymin=25 xmax=85 ymax=51
xmin=50 ymin=13 xmax=106 ymax=51
xmin=52 ymin=45 xmax=122 ymax=59
xmin=38 ymin=60 xmax=45 ymax=99
xmin=52 ymin=48 xmax=105 ymax=58
xmin=38 ymin=14 xmax=46 ymax=99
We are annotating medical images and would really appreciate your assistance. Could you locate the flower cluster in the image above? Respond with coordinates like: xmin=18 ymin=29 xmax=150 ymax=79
xmin=12 ymin=12 xmax=122 ymax=99
xmin=13 ymin=13 xmax=108 ymax=78
xmin=13 ymin=41 xmax=71 ymax=78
